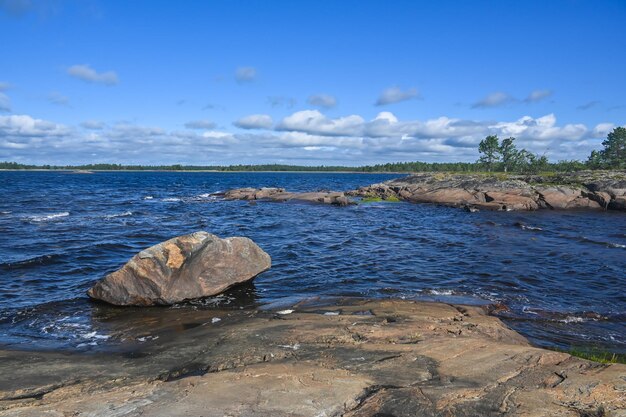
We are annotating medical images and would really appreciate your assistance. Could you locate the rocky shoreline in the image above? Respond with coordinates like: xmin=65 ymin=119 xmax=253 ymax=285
xmin=223 ymin=171 xmax=626 ymax=212
xmin=1 ymin=299 xmax=624 ymax=416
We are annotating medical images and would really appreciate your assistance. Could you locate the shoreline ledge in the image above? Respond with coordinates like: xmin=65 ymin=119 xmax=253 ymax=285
xmin=349 ymin=171 xmax=626 ymax=211
xmin=1 ymin=299 xmax=624 ymax=416
xmin=223 ymin=171 xmax=626 ymax=211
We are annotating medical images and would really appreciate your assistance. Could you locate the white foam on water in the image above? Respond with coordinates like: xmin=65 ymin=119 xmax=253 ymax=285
xmin=428 ymin=289 xmax=454 ymax=296
xmin=162 ymin=197 xmax=181 ymax=202
xmin=143 ymin=196 xmax=154 ymax=200
xmin=560 ymin=316 xmax=586 ymax=323
xmin=277 ymin=309 xmax=294 ymax=315
xmin=520 ymin=225 xmax=543 ymax=231
xmin=608 ymin=242 xmax=626 ymax=249
xmin=211 ymin=317 xmax=221 ymax=324
xmin=324 ymin=311 xmax=340 ymax=316
xmin=104 ymin=211 xmax=133 ymax=219
xmin=28 ymin=212 xmax=70 ymax=222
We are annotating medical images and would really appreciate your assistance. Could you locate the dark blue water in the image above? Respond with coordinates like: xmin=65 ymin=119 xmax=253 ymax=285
xmin=0 ymin=171 xmax=625 ymax=352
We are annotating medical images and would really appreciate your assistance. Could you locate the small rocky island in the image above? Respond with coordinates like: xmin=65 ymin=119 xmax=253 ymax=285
xmin=224 ymin=171 xmax=626 ymax=212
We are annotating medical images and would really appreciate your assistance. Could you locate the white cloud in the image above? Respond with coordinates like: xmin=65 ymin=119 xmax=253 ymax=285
xmin=307 ymin=94 xmax=337 ymax=108
xmin=0 ymin=112 xmax=617 ymax=165
xmin=524 ymin=90 xmax=552 ymax=103
xmin=277 ymin=110 xmax=365 ymax=136
xmin=0 ymin=114 xmax=70 ymax=137
xmin=67 ymin=64 xmax=119 ymax=85
xmin=472 ymin=92 xmax=515 ymax=108
xmin=235 ymin=67 xmax=257 ymax=83
xmin=0 ymin=82 xmax=11 ymax=91
xmin=234 ymin=114 xmax=273 ymax=129
xmin=0 ymin=93 xmax=10 ymax=112
xmin=489 ymin=114 xmax=588 ymax=141
xmin=375 ymin=86 xmax=420 ymax=105
xmin=592 ymin=123 xmax=615 ymax=137
xmin=184 ymin=120 xmax=216 ymax=130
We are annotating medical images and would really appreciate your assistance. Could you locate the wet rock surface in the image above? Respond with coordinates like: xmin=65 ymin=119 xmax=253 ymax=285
xmin=348 ymin=170 xmax=626 ymax=211
xmin=1 ymin=299 xmax=624 ymax=416
xmin=87 ymin=232 xmax=271 ymax=306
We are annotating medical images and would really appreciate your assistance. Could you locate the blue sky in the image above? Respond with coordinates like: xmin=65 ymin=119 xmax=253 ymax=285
xmin=1 ymin=0 xmax=625 ymax=165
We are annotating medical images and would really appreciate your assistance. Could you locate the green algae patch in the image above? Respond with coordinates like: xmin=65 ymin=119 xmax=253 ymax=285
xmin=359 ymin=195 xmax=401 ymax=203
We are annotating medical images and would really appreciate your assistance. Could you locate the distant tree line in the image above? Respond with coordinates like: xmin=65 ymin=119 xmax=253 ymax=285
xmin=1 ymin=127 xmax=624 ymax=173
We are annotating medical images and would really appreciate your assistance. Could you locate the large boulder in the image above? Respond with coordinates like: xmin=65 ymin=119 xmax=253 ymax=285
xmin=87 ymin=232 xmax=271 ymax=306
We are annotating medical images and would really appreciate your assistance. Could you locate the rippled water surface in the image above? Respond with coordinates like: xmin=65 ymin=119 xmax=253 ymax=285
xmin=0 ymin=171 xmax=625 ymax=352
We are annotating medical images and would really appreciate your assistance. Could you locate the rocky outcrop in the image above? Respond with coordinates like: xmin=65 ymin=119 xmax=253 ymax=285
xmin=221 ymin=187 xmax=353 ymax=206
xmin=1 ymin=299 xmax=624 ymax=416
xmin=349 ymin=170 xmax=626 ymax=211
xmin=87 ymin=232 xmax=271 ymax=306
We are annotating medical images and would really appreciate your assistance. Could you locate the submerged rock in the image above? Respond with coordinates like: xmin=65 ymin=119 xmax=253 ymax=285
xmin=87 ymin=232 xmax=271 ymax=306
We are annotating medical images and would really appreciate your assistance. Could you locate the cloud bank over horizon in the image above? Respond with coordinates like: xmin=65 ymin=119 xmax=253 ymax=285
xmin=0 ymin=110 xmax=617 ymax=166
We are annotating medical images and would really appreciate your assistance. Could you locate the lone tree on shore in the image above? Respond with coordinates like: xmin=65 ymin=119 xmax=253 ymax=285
xmin=478 ymin=135 xmax=500 ymax=171
xmin=499 ymin=137 xmax=519 ymax=172
xmin=588 ymin=127 xmax=626 ymax=169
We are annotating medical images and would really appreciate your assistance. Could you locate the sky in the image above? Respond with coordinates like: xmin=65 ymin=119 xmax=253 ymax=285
xmin=1 ymin=0 xmax=625 ymax=166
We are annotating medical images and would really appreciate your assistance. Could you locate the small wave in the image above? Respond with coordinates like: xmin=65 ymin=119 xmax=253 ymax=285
xmin=608 ymin=242 xmax=626 ymax=249
xmin=426 ymin=289 xmax=454 ymax=296
xmin=162 ymin=197 xmax=181 ymax=202
xmin=514 ymin=222 xmax=543 ymax=231
xmin=520 ymin=307 xmax=607 ymax=323
xmin=25 ymin=212 xmax=69 ymax=222
xmin=0 ymin=211 xmax=11 ymax=215
xmin=0 ymin=253 xmax=64 ymax=270
xmin=103 ymin=211 xmax=133 ymax=219
xmin=580 ymin=237 xmax=626 ymax=249
xmin=143 ymin=196 xmax=154 ymax=200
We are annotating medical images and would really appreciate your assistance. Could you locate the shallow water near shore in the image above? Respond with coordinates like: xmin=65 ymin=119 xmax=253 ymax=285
xmin=0 ymin=171 xmax=625 ymax=353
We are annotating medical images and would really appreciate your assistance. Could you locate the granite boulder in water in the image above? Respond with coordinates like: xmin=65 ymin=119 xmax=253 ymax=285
xmin=87 ymin=232 xmax=271 ymax=306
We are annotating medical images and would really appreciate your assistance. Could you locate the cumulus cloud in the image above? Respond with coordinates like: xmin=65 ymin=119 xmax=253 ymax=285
xmin=472 ymin=92 xmax=516 ymax=108
xmin=67 ymin=64 xmax=119 ymax=85
xmin=47 ymin=92 xmax=70 ymax=106
xmin=524 ymin=90 xmax=552 ymax=103
xmin=0 ymin=112 xmax=617 ymax=165
xmin=375 ymin=86 xmax=420 ymax=106
xmin=0 ymin=93 xmax=10 ymax=112
xmin=0 ymin=114 xmax=70 ymax=138
xmin=234 ymin=114 xmax=273 ymax=129
xmin=277 ymin=110 xmax=365 ymax=136
xmin=184 ymin=120 xmax=216 ymax=130
xmin=235 ymin=67 xmax=257 ymax=83
xmin=307 ymin=94 xmax=337 ymax=108
xmin=80 ymin=120 xmax=105 ymax=130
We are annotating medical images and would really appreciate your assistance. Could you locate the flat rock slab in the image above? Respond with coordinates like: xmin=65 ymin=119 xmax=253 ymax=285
xmin=222 ymin=187 xmax=353 ymax=206
xmin=1 ymin=300 xmax=624 ymax=416
xmin=87 ymin=231 xmax=271 ymax=306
